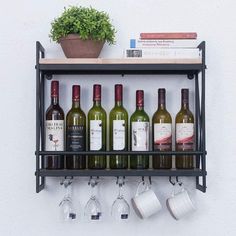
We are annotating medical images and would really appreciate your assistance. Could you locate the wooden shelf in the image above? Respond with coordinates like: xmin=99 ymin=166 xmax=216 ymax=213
xmin=39 ymin=58 xmax=202 ymax=65
xmin=38 ymin=58 xmax=203 ymax=75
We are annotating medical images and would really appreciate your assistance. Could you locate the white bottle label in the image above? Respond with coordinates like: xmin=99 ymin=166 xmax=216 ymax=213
xmin=113 ymin=120 xmax=125 ymax=150
xmin=176 ymin=123 xmax=194 ymax=144
xmin=132 ymin=122 xmax=149 ymax=151
xmin=45 ymin=120 xmax=64 ymax=151
xmin=90 ymin=120 xmax=102 ymax=150
xmin=154 ymin=123 xmax=172 ymax=144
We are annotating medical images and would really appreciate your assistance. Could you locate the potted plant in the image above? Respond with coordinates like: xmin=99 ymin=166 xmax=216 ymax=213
xmin=49 ymin=6 xmax=116 ymax=58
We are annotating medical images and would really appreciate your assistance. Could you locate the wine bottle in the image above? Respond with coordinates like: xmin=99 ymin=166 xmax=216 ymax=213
xmin=152 ymin=89 xmax=172 ymax=169
xmin=130 ymin=90 xmax=150 ymax=169
xmin=109 ymin=84 xmax=128 ymax=169
xmin=175 ymin=89 xmax=194 ymax=169
xmin=44 ymin=81 xmax=65 ymax=169
xmin=88 ymin=84 xmax=107 ymax=169
xmin=66 ymin=85 xmax=86 ymax=169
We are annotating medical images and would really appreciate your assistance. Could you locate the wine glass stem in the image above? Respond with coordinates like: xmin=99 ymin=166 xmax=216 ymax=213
xmin=118 ymin=184 xmax=123 ymax=198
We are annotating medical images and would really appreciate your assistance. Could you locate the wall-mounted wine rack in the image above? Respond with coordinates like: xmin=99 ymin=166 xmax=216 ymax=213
xmin=35 ymin=41 xmax=207 ymax=193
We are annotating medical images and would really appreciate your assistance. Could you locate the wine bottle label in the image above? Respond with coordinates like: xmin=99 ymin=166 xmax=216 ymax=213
xmin=113 ymin=120 xmax=125 ymax=150
xmin=90 ymin=120 xmax=102 ymax=150
xmin=45 ymin=120 xmax=64 ymax=151
xmin=66 ymin=125 xmax=85 ymax=151
xmin=154 ymin=123 xmax=172 ymax=150
xmin=132 ymin=121 xmax=149 ymax=151
xmin=176 ymin=123 xmax=194 ymax=150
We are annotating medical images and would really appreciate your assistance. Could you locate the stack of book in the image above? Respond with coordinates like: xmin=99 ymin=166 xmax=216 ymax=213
xmin=124 ymin=32 xmax=200 ymax=59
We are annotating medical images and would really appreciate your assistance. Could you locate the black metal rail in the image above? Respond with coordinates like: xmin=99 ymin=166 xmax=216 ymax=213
xmin=37 ymin=169 xmax=207 ymax=177
xmin=35 ymin=41 xmax=207 ymax=193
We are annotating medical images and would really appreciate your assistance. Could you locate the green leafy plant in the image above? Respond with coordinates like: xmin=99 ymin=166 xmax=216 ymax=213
xmin=50 ymin=6 xmax=116 ymax=44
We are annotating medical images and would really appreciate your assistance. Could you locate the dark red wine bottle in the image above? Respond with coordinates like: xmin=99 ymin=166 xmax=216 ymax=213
xmin=44 ymin=81 xmax=65 ymax=169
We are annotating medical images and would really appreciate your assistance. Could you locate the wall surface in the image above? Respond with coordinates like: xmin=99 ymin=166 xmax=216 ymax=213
xmin=1 ymin=0 xmax=236 ymax=235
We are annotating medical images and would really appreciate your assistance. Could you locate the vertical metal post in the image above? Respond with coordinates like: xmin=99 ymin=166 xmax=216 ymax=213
xmin=195 ymin=73 xmax=200 ymax=160
xmin=195 ymin=73 xmax=200 ymax=189
xmin=36 ymin=42 xmax=40 ymax=193
xmin=36 ymin=41 xmax=45 ymax=192
xmin=39 ymin=70 xmax=45 ymax=189
xmin=196 ymin=41 xmax=207 ymax=192
xmin=201 ymin=42 xmax=207 ymax=192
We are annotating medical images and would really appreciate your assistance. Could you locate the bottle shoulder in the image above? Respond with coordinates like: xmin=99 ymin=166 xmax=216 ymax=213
xmin=46 ymin=105 xmax=64 ymax=119
xmin=88 ymin=106 xmax=107 ymax=120
xmin=130 ymin=110 xmax=149 ymax=122
xmin=152 ymin=109 xmax=172 ymax=123
xmin=109 ymin=106 xmax=128 ymax=118
xmin=66 ymin=107 xmax=86 ymax=120
xmin=175 ymin=109 xmax=194 ymax=122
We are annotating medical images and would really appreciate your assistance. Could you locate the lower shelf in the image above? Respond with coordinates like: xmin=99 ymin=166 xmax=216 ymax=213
xmin=37 ymin=168 xmax=206 ymax=177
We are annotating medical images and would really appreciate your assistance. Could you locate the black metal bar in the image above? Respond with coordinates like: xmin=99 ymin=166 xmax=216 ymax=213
xmin=39 ymin=64 xmax=201 ymax=75
xmin=37 ymin=169 xmax=206 ymax=177
xmin=36 ymin=41 xmax=45 ymax=193
xmin=201 ymin=41 xmax=207 ymax=192
xmin=196 ymin=184 xmax=206 ymax=193
xmin=197 ymin=41 xmax=207 ymax=192
xmin=195 ymin=73 xmax=201 ymax=166
xmin=36 ymin=42 xmax=40 ymax=193
xmin=38 ymin=151 xmax=205 ymax=156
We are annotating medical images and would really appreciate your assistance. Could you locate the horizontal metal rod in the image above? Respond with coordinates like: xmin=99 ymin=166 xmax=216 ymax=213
xmin=37 ymin=169 xmax=207 ymax=177
xmin=37 ymin=151 xmax=205 ymax=156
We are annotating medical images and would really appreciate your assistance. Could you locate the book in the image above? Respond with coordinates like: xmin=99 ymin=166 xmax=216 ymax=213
xmin=124 ymin=48 xmax=200 ymax=59
xmin=140 ymin=32 xmax=197 ymax=40
xmin=130 ymin=39 xmax=199 ymax=48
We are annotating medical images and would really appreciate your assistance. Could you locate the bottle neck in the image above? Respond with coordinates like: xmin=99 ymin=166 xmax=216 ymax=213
xmin=158 ymin=90 xmax=166 ymax=110
xmin=158 ymin=98 xmax=166 ymax=110
xmin=181 ymin=89 xmax=189 ymax=110
xmin=136 ymin=105 xmax=144 ymax=111
xmin=93 ymin=100 xmax=101 ymax=107
xmin=158 ymin=103 xmax=166 ymax=110
xmin=51 ymin=96 xmax=59 ymax=105
xmin=115 ymin=100 xmax=123 ymax=107
xmin=181 ymin=102 xmax=189 ymax=110
xmin=72 ymin=100 xmax=80 ymax=109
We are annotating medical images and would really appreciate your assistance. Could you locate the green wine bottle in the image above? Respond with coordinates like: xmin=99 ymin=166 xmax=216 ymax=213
xmin=175 ymin=89 xmax=194 ymax=169
xmin=88 ymin=84 xmax=107 ymax=169
xmin=109 ymin=84 xmax=128 ymax=169
xmin=66 ymin=85 xmax=86 ymax=169
xmin=130 ymin=90 xmax=150 ymax=169
xmin=152 ymin=88 xmax=172 ymax=169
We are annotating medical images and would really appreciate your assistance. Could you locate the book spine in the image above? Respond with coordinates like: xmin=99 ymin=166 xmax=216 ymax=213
xmin=140 ymin=32 xmax=197 ymax=40
xmin=125 ymin=48 xmax=200 ymax=59
xmin=130 ymin=39 xmax=199 ymax=48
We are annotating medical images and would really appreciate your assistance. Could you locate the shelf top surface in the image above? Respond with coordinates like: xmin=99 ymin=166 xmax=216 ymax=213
xmin=37 ymin=58 xmax=203 ymax=75
xmin=39 ymin=58 xmax=202 ymax=65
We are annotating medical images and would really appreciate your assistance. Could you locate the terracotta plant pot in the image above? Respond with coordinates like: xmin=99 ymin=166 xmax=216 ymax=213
xmin=59 ymin=34 xmax=105 ymax=58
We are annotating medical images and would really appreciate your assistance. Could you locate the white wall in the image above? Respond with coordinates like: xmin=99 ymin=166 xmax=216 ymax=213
xmin=1 ymin=0 xmax=236 ymax=235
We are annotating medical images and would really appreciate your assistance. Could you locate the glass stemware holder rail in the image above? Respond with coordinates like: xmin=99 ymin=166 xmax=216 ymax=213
xmin=35 ymin=41 xmax=207 ymax=193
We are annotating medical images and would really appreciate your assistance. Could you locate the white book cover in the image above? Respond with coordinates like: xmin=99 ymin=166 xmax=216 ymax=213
xmin=124 ymin=48 xmax=201 ymax=59
xmin=130 ymin=39 xmax=199 ymax=48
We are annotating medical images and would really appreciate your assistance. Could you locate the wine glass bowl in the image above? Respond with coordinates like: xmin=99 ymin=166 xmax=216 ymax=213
xmin=59 ymin=179 xmax=77 ymax=221
xmin=84 ymin=196 xmax=102 ymax=221
xmin=84 ymin=178 xmax=102 ymax=221
xmin=59 ymin=197 xmax=76 ymax=221
xmin=111 ymin=179 xmax=130 ymax=221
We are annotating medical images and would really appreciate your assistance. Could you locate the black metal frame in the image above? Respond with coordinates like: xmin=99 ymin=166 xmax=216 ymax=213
xmin=35 ymin=41 xmax=207 ymax=193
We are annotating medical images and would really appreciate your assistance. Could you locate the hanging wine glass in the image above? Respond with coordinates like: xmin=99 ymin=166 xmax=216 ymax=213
xmin=84 ymin=178 xmax=102 ymax=221
xmin=59 ymin=178 xmax=77 ymax=221
xmin=111 ymin=177 xmax=130 ymax=221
